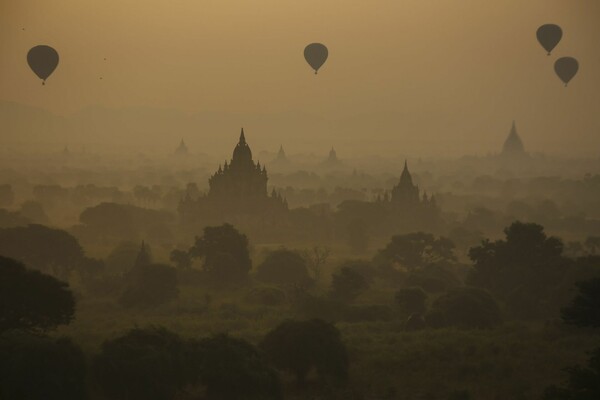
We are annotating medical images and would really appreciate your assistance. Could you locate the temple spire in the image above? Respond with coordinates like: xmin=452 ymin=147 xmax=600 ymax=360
xmin=502 ymin=120 xmax=525 ymax=156
xmin=401 ymin=159 xmax=412 ymax=182
xmin=239 ymin=128 xmax=246 ymax=145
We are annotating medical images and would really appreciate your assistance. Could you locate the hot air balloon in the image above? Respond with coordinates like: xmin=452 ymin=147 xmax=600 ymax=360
xmin=27 ymin=45 xmax=59 ymax=85
xmin=554 ymin=57 xmax=579 ymax=87
xmin=536 ymin=24 xmax=562 ymax=55
xmin=304 ymin=43 xmax=328 ymax=74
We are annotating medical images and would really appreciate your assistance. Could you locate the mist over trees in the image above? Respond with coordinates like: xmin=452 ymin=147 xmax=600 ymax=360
xmin=1 ymin=131 xmax=600 ymax=400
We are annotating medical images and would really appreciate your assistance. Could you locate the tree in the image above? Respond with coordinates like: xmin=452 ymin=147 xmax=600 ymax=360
xmin=467 ymin=221 xmax=566 ymax=318
xmin=377 ymin=232 xmax=456 ymax=271
xmin=0 ymin=256 xmax=75 ymax=333
xmin=105 ymin=241 xmax=149 ymax=276
xmin=584 ymin=236 xmax=600 ymax=255
xmin=194 ymin=334 xmax=282 ymax=400
xmin=0 ymin=224 xmax=85 ymax=278
xmin=79 ymin=202 xmax=173 ymax=241
xmin=189 ymin=224 xmax=252 ymax=283
xmin=336 ymin=259 xmax=376 ymax=283
xmin=329 ymin=267 xmax=369 ymax=302
xmin=427 ymin=287 xmax=502 ymax=329
xmin=260 ymin=319 xmax=348 ymax=387
xmin=170 ymin=248 xmax=192 ymax=270
xmin=543 ymin=347 xmax=600 ymax=400
xmin=0 ymin=333 xmax=86 ymax=400
xmin=406 ymin=263 xmax=462 ymax=293
xmin=395 ymin=287 xmax=428 ymax=315
xmin=561 ymin=278 xmax=600 ymax=328
xmin=119 ymin=263 xmax=178 ymax=308
xmin=301 ymin=246 xmax=330 ymax=282
xmin=93 ymin=327 xmax=195 ymax=400
xmin=256 ymin=248 xmax=311 ymax=286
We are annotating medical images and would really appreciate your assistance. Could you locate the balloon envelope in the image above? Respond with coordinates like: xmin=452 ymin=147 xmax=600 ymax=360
xmin=27 ymin=45 xmax=59 ymax=84
xmin=304 ymin=43 xmax=328 ymax=74
xmin=554 ymin=57 xmax=579 ymax=86
xmin=536 ymin=24 xmax=562 ymax=55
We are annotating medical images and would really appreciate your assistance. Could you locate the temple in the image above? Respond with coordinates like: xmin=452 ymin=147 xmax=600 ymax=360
xmin=179 ymin=129 xmax=287 ymax=228
xmin=175 ymin=139 xmax=189 ymax=156
xmin=271 ymin=145 xmax=290 ymax=166
xmin=207 ymin=128 xmax=272 ymax=201
xmin=391 ymin=160 xmax=421 ymax=205
xmin=501 ymin=121 xmax=526 ymax=157
xmin=322 ymin=147 xmax=341 ymax=168
xmin=382 ymin=160 xmax=436 ymax=209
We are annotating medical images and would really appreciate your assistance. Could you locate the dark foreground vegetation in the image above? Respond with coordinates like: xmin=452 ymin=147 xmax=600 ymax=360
xmin=1 ymin=220 xmax=599 ymax=400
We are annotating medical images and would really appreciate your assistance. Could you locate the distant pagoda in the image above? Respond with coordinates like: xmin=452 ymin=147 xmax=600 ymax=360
xmin=271 ymin=145 xmax=290 ymax=165
xmin=175 ymin=139 xmax=189 ymax=156
xmin=501 ymin=121 xmax=526 ymax=157
xmin=322 ymin=147 xmax=341 ymax=168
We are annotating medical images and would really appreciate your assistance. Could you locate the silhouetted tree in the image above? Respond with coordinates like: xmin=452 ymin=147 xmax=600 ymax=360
xmin=406 ymin=264 xmax=462 ymax=293
xmin=170 ymin=248 xmax=192 ymax=270
xmin=377 ymin=232 xmax=456 ymax=271
xmin=584 ymin=236 xmax=600 ymax=255
xmin=105 ymin=241 xmax=147 ymax=276
xmin=427 ymin=287 xmax=501 ymax=329
xmin=329 ymin=267 xmax=369 ymax=302
xmin=561 ymin=277 xmax=600 ymax=328
xmin=189 ymin=224 xmax=251 ymax=284
xmin=543 ymin=347 xmax=600 ymax=400
xmin=0 ymin=224 xmax=85 ymax=278
xmin=260 ymin=319 xmax=348 ymax=387
xmin=194 ymin=334 xmax=282 ymax=400
xmin=256 ymin=248 xmax=311 ymax=286
xmin=0 ymin=333 xmax=86 ymax=400
xmin=468 ymin=221 xmax=566 ymax=318
xmin=301 ymin=246 xmax=330 ymax=282
xmin=80 ymin=202 xmax=135 ymax=239
xmin=80 ymin=202 xmax=172 ymax=241
xmin=93 ymin=327 xmax=194 ymax=400
xmin=395 ymin=287 xmax=428 ymax=315
xmin=335 ymin=259 xmax=376 ymax=283
xmin=119 ymin=263 xmax=178 ymax=308
xmin=0 ymin=256 xmax=75 ymax=333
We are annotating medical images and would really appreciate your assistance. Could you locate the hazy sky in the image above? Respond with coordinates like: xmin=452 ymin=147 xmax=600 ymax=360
xmin=1 ymin=0 xmax=599 ymax=157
